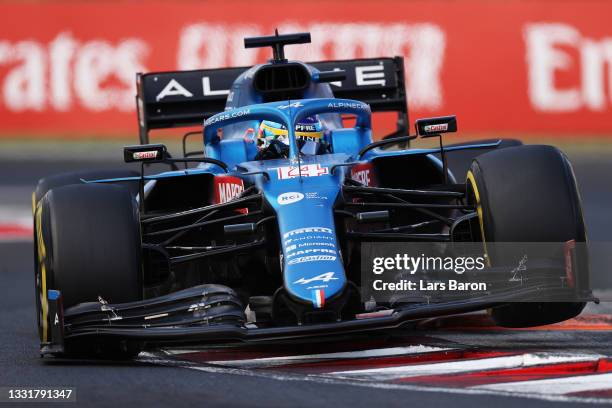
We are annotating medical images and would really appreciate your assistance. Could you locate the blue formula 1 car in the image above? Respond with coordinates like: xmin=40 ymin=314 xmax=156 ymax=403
xmin=33 ymin=32 xmax=594 ymax=357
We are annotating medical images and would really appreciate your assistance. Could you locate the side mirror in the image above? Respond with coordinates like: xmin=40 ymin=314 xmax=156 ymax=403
xmin=415 ymin=115 xmax=457 ymax=138
xmin=313 ymin=70 xmax=346 ymax=84
xmin=123 ymin=144 xmax=168 ymax=163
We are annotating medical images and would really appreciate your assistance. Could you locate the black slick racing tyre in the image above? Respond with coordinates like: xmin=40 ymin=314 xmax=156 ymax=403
xmin=34 ymin=169 xmax=139 ymax=204
xmin=466 ymin=145 xmax=587 ymax=327
xmin=442 ymin=138 xmax=523 ymax=179
xmin=34 ymin=183 xmax=142 ymax=357
xmin=32 ymin=170 xmax=139 ymax=337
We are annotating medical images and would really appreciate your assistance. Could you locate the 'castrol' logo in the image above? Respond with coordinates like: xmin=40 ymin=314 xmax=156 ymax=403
xmin=133 ymin=150 xmax=158 ymax=160
xmin=424 ymin=123 xmax=448 ymax=133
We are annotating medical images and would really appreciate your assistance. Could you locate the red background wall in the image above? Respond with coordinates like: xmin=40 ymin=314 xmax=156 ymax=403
xmin=0 ymin=0 xmax=611 ymax=137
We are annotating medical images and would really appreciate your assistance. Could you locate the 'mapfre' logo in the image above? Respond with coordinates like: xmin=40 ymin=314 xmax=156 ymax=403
xmin=213 ymin=176 xmax=247 ymax=213
xmin=351 ymin=163 xmax=375 ymax=186
xmin=217 ymin=182 xmax=243 ymax=203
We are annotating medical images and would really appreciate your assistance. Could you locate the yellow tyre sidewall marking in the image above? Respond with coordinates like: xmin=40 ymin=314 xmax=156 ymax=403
xmin=466 ymin=170 xmax=491 ymax=267
xmin=35 ymin=203 xmax=48 ymax=343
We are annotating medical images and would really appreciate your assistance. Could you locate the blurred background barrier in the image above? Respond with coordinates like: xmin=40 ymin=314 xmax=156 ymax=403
xmin=0 ymin=0 xmax=610 ymax=289
xmin=0 ymin=0 xmax=612 ymax=138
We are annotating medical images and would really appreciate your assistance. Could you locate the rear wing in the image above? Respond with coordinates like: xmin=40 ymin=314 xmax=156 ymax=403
xmin=136 ymin=57 xmax=408 ymax=144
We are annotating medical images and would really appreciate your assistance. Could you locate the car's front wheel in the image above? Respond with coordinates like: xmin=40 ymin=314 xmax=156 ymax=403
xmin=466 ymin=145 xmax=588 ymax=327
xmin=34 ymin=183 xmax=143 ymax=357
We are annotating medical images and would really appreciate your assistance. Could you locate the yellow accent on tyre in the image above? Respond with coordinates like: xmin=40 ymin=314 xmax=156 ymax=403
xmin=466 ymin=170 xmax=490 ymax=266
xmin=35 ymin=204 xmax=48 ymax=343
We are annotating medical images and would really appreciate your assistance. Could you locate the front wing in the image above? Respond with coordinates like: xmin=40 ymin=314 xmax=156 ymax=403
xmin=41 ymin=281 xmax=595 ymax=356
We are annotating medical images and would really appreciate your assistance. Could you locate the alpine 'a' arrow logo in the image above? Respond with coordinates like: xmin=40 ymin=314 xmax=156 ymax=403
xmin=294 ymin=272 xmax=338 ymax=285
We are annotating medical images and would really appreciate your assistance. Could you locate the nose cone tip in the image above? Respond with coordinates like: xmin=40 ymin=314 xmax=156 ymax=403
xmin=312 ymin=289 xmax=326 ymax=308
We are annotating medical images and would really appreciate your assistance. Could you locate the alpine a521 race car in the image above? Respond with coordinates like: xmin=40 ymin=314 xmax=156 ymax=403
xmin=33 ymin=32 xmax=595 ymax=357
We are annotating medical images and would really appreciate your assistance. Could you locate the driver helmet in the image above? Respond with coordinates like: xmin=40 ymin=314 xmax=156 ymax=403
xmin=257 ymin=116 xmax=324 ymax=150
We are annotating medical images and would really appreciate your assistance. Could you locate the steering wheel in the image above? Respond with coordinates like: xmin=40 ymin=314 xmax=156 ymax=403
xmin=255 ymin=139 xmax=290 ymax=160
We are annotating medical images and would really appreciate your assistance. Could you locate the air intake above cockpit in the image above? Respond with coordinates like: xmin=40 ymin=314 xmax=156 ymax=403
xmin=253 ymin=63 xmax=311 ymax=102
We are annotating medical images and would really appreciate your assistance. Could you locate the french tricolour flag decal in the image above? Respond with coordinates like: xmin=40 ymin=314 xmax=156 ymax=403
xmin=312 ymin=289 xmax=325 ymax=308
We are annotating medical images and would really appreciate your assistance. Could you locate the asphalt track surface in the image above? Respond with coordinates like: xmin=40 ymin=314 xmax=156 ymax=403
xmin=0 ymin=151 xmax=611 ymax=407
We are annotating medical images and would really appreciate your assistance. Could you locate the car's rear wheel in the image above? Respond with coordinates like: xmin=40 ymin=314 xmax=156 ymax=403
xmin=35 ymin=183 xmax=143 ymax=357
xmin=466 ymin=145 xmax=587 ymax=327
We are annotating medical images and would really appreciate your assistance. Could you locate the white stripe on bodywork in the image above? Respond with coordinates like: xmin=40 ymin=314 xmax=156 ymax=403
xmin=327 ymin=353 xmax=603 ymax=381
xmin=474 ymin=372 xmax=612 ymax=394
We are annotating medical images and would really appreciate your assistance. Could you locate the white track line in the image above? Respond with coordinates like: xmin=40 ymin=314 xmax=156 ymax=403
xmin=202 ymin=345 xmax=454 ymax=368
xmin=165 ymin=349 xmax=216 ymax=356
xmin=327 ymin=352 xmax=603 ymax=381
xmin=474 ymin=372 xmax=612 ymax=394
